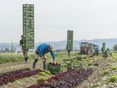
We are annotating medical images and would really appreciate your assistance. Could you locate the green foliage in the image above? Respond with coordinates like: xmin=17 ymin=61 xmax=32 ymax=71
xmin=39 ymin=71 xmax=52 ymax=76
xmin=111 ymin=52 xmax=117 ymax=60
xmin=0 ymin=51 xmax=78 ymax=64
xmin=44 ymin=70 xmax=52 ymax=75
xmin=37 ymin=76 xmax=48 ymax=82
xmin=0 ymin=53 xmax=23 ymax=64
xmin=102 ymin=70 xmax=109 ymax=76
xmin=111 ymin=66 xmax=117 ymax=70
xmin=109 ymin=75 xmax=117 ymax=83
xmin=113 ymin=44 xmax=117 ymax=51
xmin=46 ymin=51 xmax=78 ymax=64
xmin=39 ymin=72 xmax=47 ymax=76
xmin=0 ymin=53 xmax=35 ymax=64
xmin=38 ymin=70 xmax=52 ymax=82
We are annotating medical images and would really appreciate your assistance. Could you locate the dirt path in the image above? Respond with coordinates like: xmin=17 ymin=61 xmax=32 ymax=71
xmin=0 ymin=60 xmax=43 ymax=73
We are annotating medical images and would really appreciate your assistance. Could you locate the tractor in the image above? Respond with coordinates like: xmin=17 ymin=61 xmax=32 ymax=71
xmin=80 ymin=42 xmax=90 ymax=55
xmin=80 ymin=42 xmax=96 ymax=56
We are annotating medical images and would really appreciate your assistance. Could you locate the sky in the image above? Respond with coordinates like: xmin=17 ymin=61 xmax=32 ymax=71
xmin=0 ymin=0 xmax=117 ymax=43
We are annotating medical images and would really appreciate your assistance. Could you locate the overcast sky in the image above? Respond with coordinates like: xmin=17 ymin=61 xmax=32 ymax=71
xmin=0 ymin=0 xmax=117 ymax=43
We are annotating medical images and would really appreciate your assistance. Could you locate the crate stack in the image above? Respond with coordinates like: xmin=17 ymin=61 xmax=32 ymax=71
xmin=23 ymin=4 xmax=34 ymax=50
xmin=66 ymin=30 xmax=73 ymax=52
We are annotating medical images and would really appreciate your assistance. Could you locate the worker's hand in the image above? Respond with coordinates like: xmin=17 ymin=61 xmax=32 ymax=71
xmin=52 ymin=60 xmax=56 ymax=64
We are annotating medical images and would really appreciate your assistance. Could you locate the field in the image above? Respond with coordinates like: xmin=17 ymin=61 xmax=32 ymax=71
xmin=0 ymin=51 xmax=117 ymax=88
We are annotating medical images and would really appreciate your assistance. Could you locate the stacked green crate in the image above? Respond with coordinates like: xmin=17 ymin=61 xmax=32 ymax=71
xmin=67 ymin=30 xmax=73 ymax=51
xmin=72 ymin=57 xmax=83 ymax=69
xmin=23 ymin=4 xmax=34 ymax=49
xmin=63 ymin=59 xmax=73 ymax=70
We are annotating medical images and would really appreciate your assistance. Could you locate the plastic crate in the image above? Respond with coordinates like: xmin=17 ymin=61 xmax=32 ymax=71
xmin=46 ymin=63 xmax=62 ymax=75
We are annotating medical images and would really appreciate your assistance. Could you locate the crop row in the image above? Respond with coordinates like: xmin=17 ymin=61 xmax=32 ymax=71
xmin=0 ymin=68 xmax=42 ymax=86
xmin=28 ymin=68 xmax=93 ymax=88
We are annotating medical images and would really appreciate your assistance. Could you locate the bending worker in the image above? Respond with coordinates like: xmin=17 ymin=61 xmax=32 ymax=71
xmin=33 ymin=44 xmax=56 ymax=70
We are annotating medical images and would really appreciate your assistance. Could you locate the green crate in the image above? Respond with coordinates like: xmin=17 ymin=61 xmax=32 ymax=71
xmin=46 ymin=63 xmax=62 ymax=75
xmin=72 ymin=62 xmax=83 ymax=69
xmin=67 ymin=30 xmax=73 ymax=51
xmin=23 ymin=4 xmax=34 ymax=49
xmin=66 ymin=63 xmax=73 ymax=70
xmin=63 ymin=59 xmax=73 ymax=63
xmin=72 ymin=58 xmax=83 ymax=69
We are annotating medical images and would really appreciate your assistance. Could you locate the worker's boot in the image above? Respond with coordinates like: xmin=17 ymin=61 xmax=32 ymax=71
xmin=33 ymin=59 xmax=38 ymax=69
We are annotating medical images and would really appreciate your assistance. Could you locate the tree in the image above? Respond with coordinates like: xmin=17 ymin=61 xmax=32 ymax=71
xmin=113 ymin=44 xmax=117 ymax=51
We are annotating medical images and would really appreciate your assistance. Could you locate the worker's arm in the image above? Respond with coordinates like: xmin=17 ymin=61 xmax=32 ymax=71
xmin=50 ymin=51 xmax=55 ymax=60
xmin=50 ymin=51 xmax=56 ymax=64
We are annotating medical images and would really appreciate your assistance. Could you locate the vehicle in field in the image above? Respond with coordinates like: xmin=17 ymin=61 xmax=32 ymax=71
xmin=80 ymin=42 xmax=90 ymax=55
xmin=80 ymin=42 xmax=98 ymax=56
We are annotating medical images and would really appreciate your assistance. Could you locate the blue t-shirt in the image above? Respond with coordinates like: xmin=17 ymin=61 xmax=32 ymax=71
xmin=36 ymin=44 xmax=55 ymax=60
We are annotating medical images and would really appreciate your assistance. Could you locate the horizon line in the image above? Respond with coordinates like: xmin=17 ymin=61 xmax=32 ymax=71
xmin=0 ymin=38 xmax=117 ymax=44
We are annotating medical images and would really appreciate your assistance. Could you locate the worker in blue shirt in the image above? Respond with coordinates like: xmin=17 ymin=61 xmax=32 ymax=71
xmin=33 ymin=44 xmax=56 ymax=69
